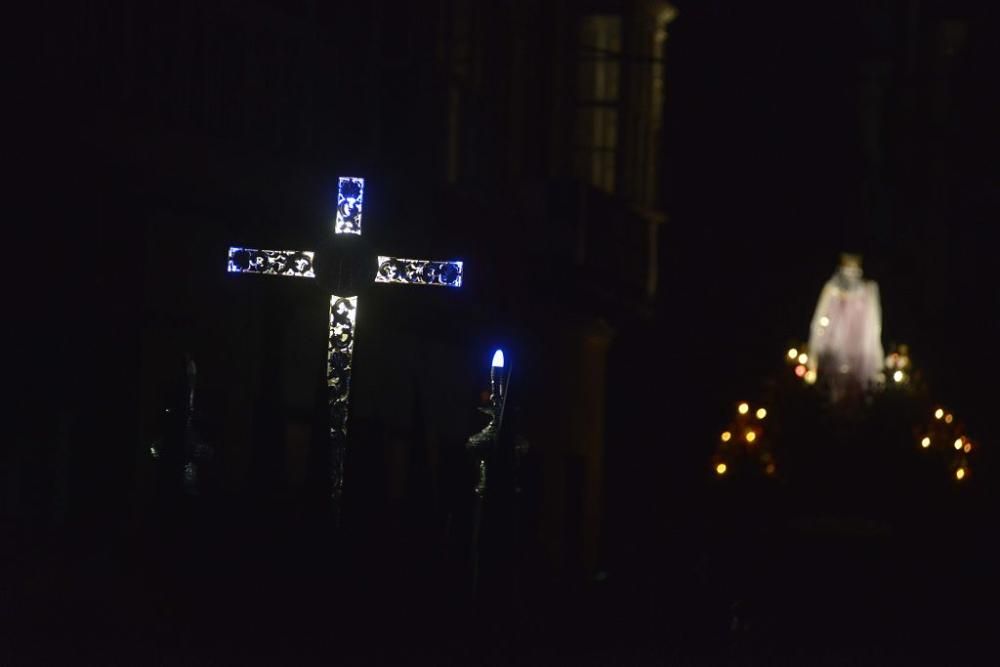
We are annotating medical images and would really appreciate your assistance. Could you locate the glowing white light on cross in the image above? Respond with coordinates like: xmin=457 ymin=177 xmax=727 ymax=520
xmin=492 ymin=349 xmax=505 ymax=369
xmin=227 ymin=247 xmax=316 ymax=277
xmin=327 ymin=296 xmax=358 ymax=436
xmin=226 ymin=175 xmax=464 ymax=509
xmin=335 ymin=177 xmax=365 ymax=235
xmin=374 ymin=256 xmax=464 ymax=287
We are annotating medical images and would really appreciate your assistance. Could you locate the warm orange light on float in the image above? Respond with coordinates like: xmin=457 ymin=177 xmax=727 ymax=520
xmin=955 ymin=467 xmax=966 ymax=481
xmin=756 ymin=408 xmax=767 ymax=420
xmin=716 ymin=463 xmax=727 ymax=475
xmin=721 ymin=431 xmax=732 ymax=443
xmin=934 ymin=408 xmax=945 ymax=420
xmin=738 ymin=402 xmax=749 ymax=415
xmin=745 ymin=430 xmax=757 ymax=443
xmin=795 ymin=365 xmax=807 ymax=377
xmin=921 ymin=436 xmax=931 ymax=448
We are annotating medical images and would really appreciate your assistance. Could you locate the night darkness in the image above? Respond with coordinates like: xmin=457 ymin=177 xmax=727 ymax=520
xmin=9 ymin=1 xmax=1000 ymax=663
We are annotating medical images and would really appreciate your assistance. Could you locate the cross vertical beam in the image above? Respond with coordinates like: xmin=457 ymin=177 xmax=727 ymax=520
xmin=327 ymin=295 xmax=357 ymax=503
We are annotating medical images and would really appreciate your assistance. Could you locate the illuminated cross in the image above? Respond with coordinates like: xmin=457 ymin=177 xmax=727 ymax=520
xmin=226 ymin=177 xmax=463 ymax=510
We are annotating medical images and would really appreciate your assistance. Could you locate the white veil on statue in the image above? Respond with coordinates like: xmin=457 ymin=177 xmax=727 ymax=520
xmin=807 ymin=254 xmax=885 ymax=402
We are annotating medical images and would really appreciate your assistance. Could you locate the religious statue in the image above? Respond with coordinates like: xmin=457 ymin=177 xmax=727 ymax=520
xmin=807 ymin=254 xmax=885 ymax=403
xmin=712 ymin=255 xmax=980 ymax=484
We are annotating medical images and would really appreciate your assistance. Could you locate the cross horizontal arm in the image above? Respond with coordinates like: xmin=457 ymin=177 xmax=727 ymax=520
xmin=227 ymin=247 xmax=317 ymax=278
xmin=374 ymin=256 xmax=463 ymax=287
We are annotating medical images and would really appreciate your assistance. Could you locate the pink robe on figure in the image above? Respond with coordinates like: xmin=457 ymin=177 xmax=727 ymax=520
xmin=807 ymin=273 xmax=884 ymax=402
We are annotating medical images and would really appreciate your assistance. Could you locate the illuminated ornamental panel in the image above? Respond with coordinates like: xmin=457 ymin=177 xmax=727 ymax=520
xmin=227 ymin=247 xmax=316 ymax=278
xmin=327 ymin=295 xmax=357 ymax=498
xmin=335 ymin=177 xmax=365 ymax=235
xmin=327 ymin=296 xmax=358 ymax=416
xmin=375 ymin=256 xmax=464 ymax=287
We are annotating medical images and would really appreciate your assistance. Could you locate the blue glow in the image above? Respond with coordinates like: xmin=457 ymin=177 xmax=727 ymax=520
xmin=449 ymin=261 xmax=464 ymax=288
xmin=335 ymin=176 xmax=365 ymax=235
xmin=492 ymin=349 xmax=505 ymax=368
xmin=227 ymin=247 xmax=243 ymax=272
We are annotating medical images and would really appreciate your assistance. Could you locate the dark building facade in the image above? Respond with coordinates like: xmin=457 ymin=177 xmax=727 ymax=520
xmin=13 ymin=0 xmax=677 ymax=583
xmin=7 ymin=1 xmax=1000 ymax=660
xmin=11 ymin=0 xmax=996 ymax=594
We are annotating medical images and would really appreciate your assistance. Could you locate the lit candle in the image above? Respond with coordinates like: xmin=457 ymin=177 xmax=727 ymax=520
xmin=490 ymin=348 xmax=506 ymax=402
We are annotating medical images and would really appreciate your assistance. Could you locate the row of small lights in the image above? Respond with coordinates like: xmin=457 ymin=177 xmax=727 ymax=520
xmin=714 ymin=347 xmax=788 ymax=477
xmin=885 ymin=348 xmax=910 ymax=384
xmin=921 ymin=407 xmax=972 ymax=481
xmin=717 ymin=344 xmax=973 ymax=481
xmin=786 ymin=348 xmax=818 ymax=385
xmin=806 ymin=317 xmax=909 ymax=385
xmin=785 ymin=346 xmax=911 ymax=385
xmin=715 ymin=402 xmax=774 ymax=476
xmin=886 ymin=346 xmax=974 ymax=482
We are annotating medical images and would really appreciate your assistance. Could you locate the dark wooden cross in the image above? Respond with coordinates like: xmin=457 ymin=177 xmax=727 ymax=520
xmin=226 ymin=177 xmax=463 ymax=512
